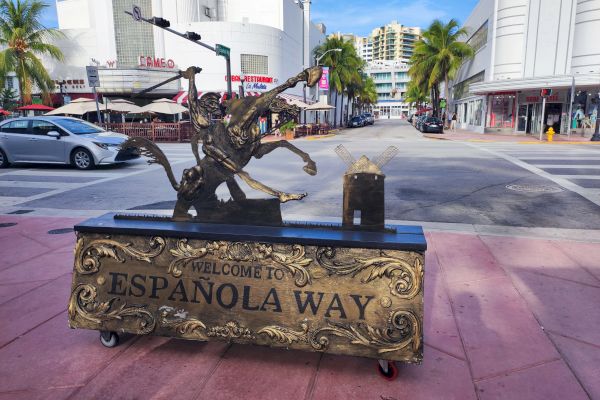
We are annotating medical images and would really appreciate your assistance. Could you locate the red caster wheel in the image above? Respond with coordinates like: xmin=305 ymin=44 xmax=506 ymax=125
xmin=377 ymin=359 xmax=398 ymax=381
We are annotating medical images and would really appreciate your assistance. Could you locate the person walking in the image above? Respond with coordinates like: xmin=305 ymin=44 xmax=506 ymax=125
xmin=450 ymin=112 xmax=457 ymax=131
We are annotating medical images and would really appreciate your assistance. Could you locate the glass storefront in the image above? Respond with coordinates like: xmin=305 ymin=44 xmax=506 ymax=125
xmin=487 ymin=94 xmax=516 ymax=129
xmin=515 ymin=90 xmax=568 ymax=135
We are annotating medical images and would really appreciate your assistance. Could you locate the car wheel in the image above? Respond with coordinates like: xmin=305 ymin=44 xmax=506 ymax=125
xmin=0 ymin=148 xmax=9 ymax=168
xmin=71 ymin=148 xmax=95 ymax=170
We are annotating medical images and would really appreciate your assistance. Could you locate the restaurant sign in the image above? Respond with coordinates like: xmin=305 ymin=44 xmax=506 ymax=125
xmin=139 ymin=56 xmax=176 ymax=69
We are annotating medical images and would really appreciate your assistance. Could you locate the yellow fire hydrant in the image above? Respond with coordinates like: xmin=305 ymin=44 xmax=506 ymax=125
xmin=546 ymin=127 xmax=555 ymax=142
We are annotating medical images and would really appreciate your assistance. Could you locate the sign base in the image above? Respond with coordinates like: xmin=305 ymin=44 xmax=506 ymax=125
xmin=69 ymin=213 xmax=426 ymax=363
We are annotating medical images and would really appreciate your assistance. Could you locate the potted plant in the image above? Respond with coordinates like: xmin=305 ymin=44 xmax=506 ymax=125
xmin=279 ymin=120 xmax=297 ymax=140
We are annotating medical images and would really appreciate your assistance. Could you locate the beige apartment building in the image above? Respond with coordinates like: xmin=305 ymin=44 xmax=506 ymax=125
xmin=369 ymin=21 xmax=420 ymax=62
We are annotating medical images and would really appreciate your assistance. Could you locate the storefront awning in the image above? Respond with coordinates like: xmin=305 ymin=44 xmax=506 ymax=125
xmin=470 ymin=73 xmax=600 ymax=95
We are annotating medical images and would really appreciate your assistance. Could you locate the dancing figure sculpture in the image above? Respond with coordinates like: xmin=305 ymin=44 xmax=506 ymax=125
xmin=121 ymin=66 xmax=322 ymax=222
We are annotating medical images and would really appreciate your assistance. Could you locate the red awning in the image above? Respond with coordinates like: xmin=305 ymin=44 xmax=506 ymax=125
xmin=0 ymin=109 xmax=10 ymax=115
xmin=16 ymin=104 xmax=55 ymax=111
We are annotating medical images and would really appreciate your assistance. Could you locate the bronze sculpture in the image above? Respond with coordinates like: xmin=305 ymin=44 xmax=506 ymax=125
xmin=122 ymin=66 xmax=322 ymax=222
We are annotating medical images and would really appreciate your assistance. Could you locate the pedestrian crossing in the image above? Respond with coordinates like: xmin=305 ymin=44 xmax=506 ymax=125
xmin=0 ymin=143 xmax=196 ymax=210
xmin=469 ymin=142 xmax=600 ymax=206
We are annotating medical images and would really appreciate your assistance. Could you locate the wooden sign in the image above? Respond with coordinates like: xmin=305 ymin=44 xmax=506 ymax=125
xmin=69 ymin=215 xmax=425 ymax=363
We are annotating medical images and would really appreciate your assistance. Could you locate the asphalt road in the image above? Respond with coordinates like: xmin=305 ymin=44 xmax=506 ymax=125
xmin=2 ymin=119 xmax=600 ymax=230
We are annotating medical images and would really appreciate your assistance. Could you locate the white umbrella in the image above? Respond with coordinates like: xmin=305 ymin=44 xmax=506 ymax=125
xmin=105 ymin=99 xmax=143 ymax=114
xmin=139 ymin=98 xmax=188 ymax=115
xmin=288 ymin=99 xmax=311 ymax=109
xmin=304 ymin=101 xmax=336 ymax=111
xmin=45 ymin=98 xmax=99 ymax=115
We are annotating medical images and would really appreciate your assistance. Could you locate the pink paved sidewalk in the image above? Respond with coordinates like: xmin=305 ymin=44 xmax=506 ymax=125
xmin=0 ymin=215 xmax=599 ymax=399
xmin=425 ymin=128 xmax=599 ymax=143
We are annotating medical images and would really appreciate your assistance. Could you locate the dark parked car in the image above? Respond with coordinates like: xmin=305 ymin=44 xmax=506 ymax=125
xmin=348 ymin=115 xmax=365 ymax=128
xmin=361 ymin=113 xmax=374 ymax=125
xmin=415 ymin=115 xmax=428 ymax=131
xmin=420 ymin=117 xmax=444 ymax=133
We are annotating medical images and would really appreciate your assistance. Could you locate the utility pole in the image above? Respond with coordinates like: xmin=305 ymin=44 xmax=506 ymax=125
xmin=126 ymin=8 xmax=232 ymax=98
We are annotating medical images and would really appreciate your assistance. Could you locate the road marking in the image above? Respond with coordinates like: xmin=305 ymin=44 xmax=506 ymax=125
xmin=532 ymin=164 xmax=600 ymax=169
xmin=466 ymin=142 xmax=600 ymax=207
xmin=0 ymin=181 xmax=78 ymax=189
xmin=0 ymin=159 xmax=191 ymax=208
xmin=554 ymin=175 xmax=600 ymax=179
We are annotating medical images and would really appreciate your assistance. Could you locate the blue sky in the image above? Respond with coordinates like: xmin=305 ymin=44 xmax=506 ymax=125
xmin=38 ymin=0 xmax=479 ymax=33
xmin=311 ymin=0 xmax=479 ymax=35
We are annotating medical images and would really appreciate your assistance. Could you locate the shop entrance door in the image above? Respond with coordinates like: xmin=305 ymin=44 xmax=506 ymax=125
xmin=529 ymin=103 xmax=542 ymax=135
xmin=517 ymin=104 xmax=528 ymax=132
xmin=544 ymin=103 xmax=562 ymax=133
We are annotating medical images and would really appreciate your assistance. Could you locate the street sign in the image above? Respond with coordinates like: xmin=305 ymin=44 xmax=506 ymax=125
xmin=132 ymin=5 xmax=142 ymax=21
xmin=86 ymin=66 xmax=100 ymax=87
xmin=540 ymin=88 xmax=553 ymax=97
xmin=215 ymin=44 xmax=230 ymax=58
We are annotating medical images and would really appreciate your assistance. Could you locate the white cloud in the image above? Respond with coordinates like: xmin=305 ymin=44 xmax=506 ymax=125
xmin=311 ymin=0 xmax=448 ymax=35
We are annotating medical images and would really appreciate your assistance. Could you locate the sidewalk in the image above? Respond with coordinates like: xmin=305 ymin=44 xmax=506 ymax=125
xmin=424 ymin=128 xmax=600 ymax=144
xmin=0 ymin=215 xmax=599 ymax=400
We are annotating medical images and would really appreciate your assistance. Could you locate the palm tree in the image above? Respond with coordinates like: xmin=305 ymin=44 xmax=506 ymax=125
xmin=409 ymin=19 xmax=473 ymax=117
xmin=356 ymin=76 xmax=377 ymax=114
xmin=0 ymin=0 xmax=64 ymax=105
xmin=314 ymin=37 xmax=363 ymax=127
xmin=404 ymin=81 xmax=429 ymax=111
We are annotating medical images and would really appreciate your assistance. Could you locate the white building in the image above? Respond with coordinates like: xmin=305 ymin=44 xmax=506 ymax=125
xmin=42 ymin=0 xmax=327 ymax=114
xmin=365 ymin=60 xmax=411 ymax=118
xmin=451 ymin=0 xmax=600 ymax=135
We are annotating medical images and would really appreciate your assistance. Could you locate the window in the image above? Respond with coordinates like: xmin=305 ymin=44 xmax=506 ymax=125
xmin=2 ymin=120 xmax=29 ymax=134
xmin=468 ymin=21 xmax=488 ymax=53
xmin=55 ymin=118 xmax=103 ymax=135
xmin=371 ymin=72 xmax=391 ymax=81
xmin=6 ymin=77 xmax=14 ymax=89
xmin=31 ymin=120 xmax=62 ymax=136
xmin=452 ymin=71 xmax=485 ymax=100
xmin=241 ymin=54 xmax=268 ymax=75
xmin=487 ymin=94 xmax=515 ymax=129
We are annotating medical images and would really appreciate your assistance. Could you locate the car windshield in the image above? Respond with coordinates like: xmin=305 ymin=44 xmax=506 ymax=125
xmin=55 ymin=118 xmax=104 ymax=135
xmin=426 ymin=118 xmax=441 ymax=123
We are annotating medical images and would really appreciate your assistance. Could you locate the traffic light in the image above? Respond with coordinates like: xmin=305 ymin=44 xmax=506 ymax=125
xmin=151 ymin=17 xmax=170 ymax=28
xmin=540 ymin=88 xmax=553 ymax=97
xmin=184 ymin=31 xmax=201 ymax=41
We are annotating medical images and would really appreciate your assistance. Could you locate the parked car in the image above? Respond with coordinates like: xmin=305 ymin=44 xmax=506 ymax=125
xmin=348 ymin=115 xmax=366 ymax=128
xmin=361 ymin=113 xmax=375 ymax=125
xmin=420 ymin=117 xmax=444 ymax=133
xmin=0 ymin=116 xmax=139 ymax=170
xmin=415 ymin=115 xmax=428 ymax=131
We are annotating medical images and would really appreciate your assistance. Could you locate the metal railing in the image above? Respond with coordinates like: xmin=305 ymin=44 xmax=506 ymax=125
xmin=100 ymin=122 xmax=194 ymax=142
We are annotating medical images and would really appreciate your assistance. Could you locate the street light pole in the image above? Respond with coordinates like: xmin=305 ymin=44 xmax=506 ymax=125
xmin=315 ymin=48 xmax=342 ymax=66
xmin=314 ymin=48 xmax=341 ymax=126
xmin=125 ymin=11 xmax=232 ymax=98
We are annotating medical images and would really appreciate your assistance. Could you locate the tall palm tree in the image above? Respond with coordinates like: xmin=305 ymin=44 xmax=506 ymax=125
xmin=314 ymin=37 xmax=363 ymax=127
xmin=405 ymin=81 xmax=429 ymax=111
xmin=356 ymin=76 xmax=377 ymax=114
xmin=409 ymin=19 xmax=473 ymax=117
xmin=0 ymin=0 xmax=64 ymax=105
